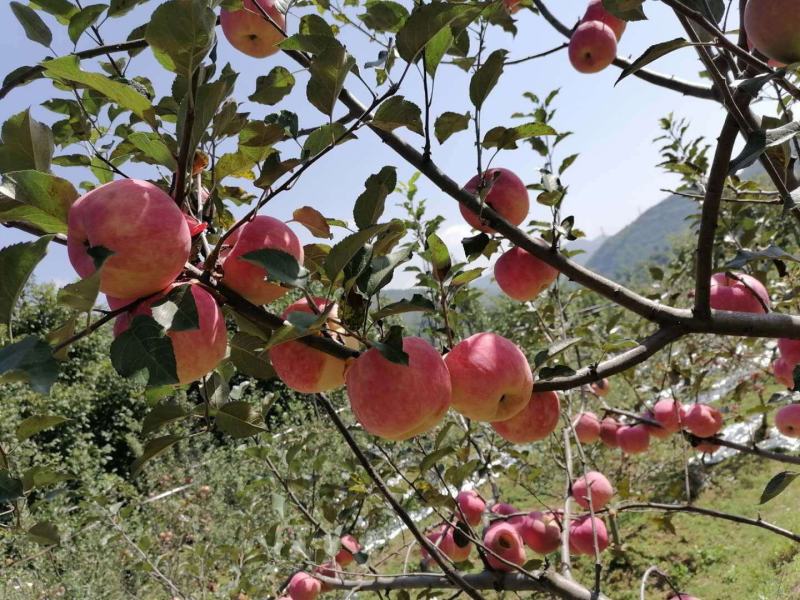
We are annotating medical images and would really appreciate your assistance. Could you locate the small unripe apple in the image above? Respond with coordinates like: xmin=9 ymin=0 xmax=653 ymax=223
xmin=67 ymin=179 xmax=191 ymax=299
xmin=483 ymin=522 xmax=526 ymax=571
xmin=492 ymin=391 xmax=561 ymax=443
xmin=773 ymin=358 xmax=796 ymax=389
xmin=110 ymin=283 xmax=227 ymax=385
xmin=616 ymin=424 xmax=650 ymax=454
xmin=778 ymin=338 xmax=800 ymax=364
xmin=269 ymin=298 xmax=349 ymax=393
xmin=335 ymin=535 xmax=362 ymax=567
xmin=494 ymin=246 xmax=559 ymax=301
xmin=571 ymin=471 xmax=614 ymax=510
xmin=744 ymin=0 xmax=800 ymax=65
xmin=461 ymin=168 xmax=529 ymax=233
xmin=775 ymin=404 xmax=800 ymax=438
xmin=709 ymin=272 xmax=769 ymax=314
xmin=599 ymin=417 xmax=620 ymax=448
xmin=583 ymin=0 xmax=626 ymax=40
xmin=651 ymin=398 xmax=683 ymax=433
xmin=642 ymin=410 xmax=671 ymax=440
xmin=287 ymin=572 xmax=321 ymax=600
xmin=346 ymin=336 xmax=451 ymax=440
xmin=569 ymin=515 xmax=608 ymax=555
xmin=456 ymin=490 xmax=485 ymax=527
xmin=518 ymin=511 xmax=561 ymax=554
xmin=590 ymin=378 xmax=610 ymax=397
xmin=221 ymin=215 xmax=304 ymax=305
xmin=569 ymin=21 xmax=617 ymax=74
xmin=573 ymin=412 xmax=602 ymax=443
xmin=681 ymin=404 xmax=723 ymax=439
xmin=220 ymin=0 xmax=285 ymax=58
xmin=445 ymin=332 xmax=533 ymax=422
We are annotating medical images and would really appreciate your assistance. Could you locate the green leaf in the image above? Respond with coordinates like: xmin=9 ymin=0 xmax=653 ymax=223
xmin=131 ymin=435 xmax=182 ymax=476
xmin=730 ymin=120 xmax=800 ymax=174
xmin=0 ymin=110 xmax=54 ymax=174
xmin=16 ymin=415 xmax=70 ymax=441
xmin=371 ymin=293 xmax=435 ymax=320
xmin=462 ymin=232 xmax=492 ymax=259
xmin=302 ymin=122 xmax=356 ymax=160
xmin=250 ymin=67 xmax=296 ymax=105
xmin=0 ymin=171 xmax=77 ymax=233
xmin=151 ymin=285 xmax=200 ymax=332
xmin=533 ymin=337 xmax=582 ymax=368
xmin=0 ymin=236 xmax=52 ymax=326
xmin=127 ymin=132 xmax=178 ymax=170
xmin=426 ymin=233 xmax=451 ymax=281
xmin=760 ymin=471 xmax=799 ymax=504
xmin=109 ymin=0 xmax=145 ymax=17
xmin=292 ymin=206 xmax=332 ymax=239
xmin=434 ymin=111 xmax=470 ymax=144
xmin=371 ymin=96 xmax=423 ymax=135
xmin=469 ymin=49 xmax=506 ymax=109
xmin=396 ymin=2 xmax=482 ymax=64
xmin=30 ymin=0 xmax=79 ymax=23
xmin=423 ymin=25 xmax=453 ymax=77
xmin=482 ymin=122 xmax=557 ymax=150
xmin=11 ymin=2 xmax=52 ymax=47
xmin=602 ymin=0 xmax=646 ymax=20
xmin=0 ymin=336 xmax=59 ymax=394
xmin=325 ymin=223 xmax=390 ymax=281
xmin=372 ymin=324 xmax=408 ymax=365
xmin=537 ymin=364 xmax=577 ymax=380
xmin=141 ymin=403 xmax=189 ymax=436
xmin=617 ymin=38 xmax=692 ymax=83
xmin=307 ymin=44 xmax=356 ymax=117
xmin=42 ymin=56 xmax=157 ymax=128
xmin=68 ymin=4 xmax=107 ymax=44
xmin=178 ymin=69 xmax=238 ymax=164
xmin=27 ymin=521 xmax=60 ymax=545
xmin=230 ymin=333 xmax=276 ymax=381
xmin=242 ymin=249 xmax=309 ymax=288
xmin=724 ymin=245 xmax=800 ymax=270
xmin=110 ymin=315 xmax=179 ymax=387
xmin=22 ymin=467 xmax=72 ymax=492
xmin=145 ymin=0 xmax=216 ymax=76
xmin=254 ymin=154 xmax=301 ymax=189
xmin=361 ymin=248 xmax=411 ymax=295
xmin=359 ymin=1 xmax=408 ymax=33
xmin=216 ymin=401 xmax=268 ymax=438
xmin=0 ymin=470 xmax=24 ymax=503
xmin=354 ymin=166 xmax=397 ymax=230
xmin=450 ymin=267 xmax=483 ymax=287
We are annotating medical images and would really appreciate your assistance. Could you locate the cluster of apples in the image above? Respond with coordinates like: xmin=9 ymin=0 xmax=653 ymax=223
xmin=568 ymin=0 xmax=626 ymax=74
xmin=573 ymin=398 xmax=724 ymax=454
xmin=279 ymin=535 xmax=362 ymax=600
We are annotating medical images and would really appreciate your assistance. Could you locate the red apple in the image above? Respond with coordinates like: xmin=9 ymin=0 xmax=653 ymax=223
xmin=461 ymin=168 xmax=529 ymax=233
xmin=583 ymin=0 xmax=626 ymax=40
xmin=569 ymin=21 xmax=617 ymax=74
xmin=599 ymin=417 xmax=621 ymax=448
xmin=682 ymin=404 xmax=723 ymax=439
xmin=518 ymin=511 xmax=561 ymax=554
xmin=490 ymin=502 xmax=519 ymax=517
xmin=220 ymin=0 xmax=286 ymax=58
xmin=774 ymin=358 xmax=796 ymax=389
xmin=346 ymin=336 xmax=451 ymax=440
xmin=335 ymin=535 xmax=362 ymax=567
xmin=616 ymin=424 xmax=650 ymax=454
xmin=445 ymin=332 xmax=533 ymax=422
xmin=483 ymin=522 xmax=526 ymax=571
xmin=492 ymin=391 xmax=561 ymax=444
xmin=572 ymin=411 xmax=602 ymax=443
xmin=571 ymin=471 xmax=614 ymax=510
xmin=494 ymin=246 xmax=559 ymax=301
xmin=776 ymin=404 xmax=800 ymax=438
xmin=709 ymin=272 xmax=769 ymax=314
xmin=456 ymin=490 xmax=485 ymax=527
xmin=110 ymin=283 xmax=227 ymax=384
xmin=651 ymin=398 xmax=683 ymax=433
xmin=421 ymin=524 xmax=472 ymax=563
xmin=778 ymin=338 xmax=800 ymax=364
xmin=569 ymin=515 xmax=608 ymax=555
xmin=642 ymin=410 xmax=671 ymax=440
xmin=67 ymin=179 xmax=191 ymax=299
xmin=744 ymin=0 xmax=800 ymax=65
xmin=287 ymin=572 xmax=321 ymax=600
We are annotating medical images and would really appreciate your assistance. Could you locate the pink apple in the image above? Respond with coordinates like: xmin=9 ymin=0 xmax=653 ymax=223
xmin=490 ymin=502 xmax=519 ymax=517
xmin=651 ymin=398 xmax=683 ymax=433
xmin=599 ymin=417 xmax=620 ymax=448
xmin=456 ymin=490 xmax=485 ymax=527
xmin=590 ymin=378 xmax=610 ymax=397
xmin=518 ymin=511 xmax=561 ymax=554
xmin=571 ymin=471 xmax=614 ymax=510
xmin=616 ymin=424 xmax=651 ymax=454
xmin=67 ymin=179 xmax=191 ymax=299
xmin=483 ymin=522 xmax=526 ymax=571
xmin=287 ymin=572 xmax=321 ymax=600
xmin=269 ymin=297 xmax=348 ymax=393
xmin=775 ymin=404 xmax=800 ymax=438
xmin=421 ymin=524 xmax=472 ymax=563
xmin=220 ymin=0 xmax=286 ymax=58
xmin=492 ymin=391 xmax=561 ymax=443
xmin=583 ymin=0 xmax=626 ymax=40
xmin=461 ymin=168 xmax=529 ymax=233
xmin=778 ymin=338 xmax=800 ymax=364
xmin=773 ymin=358 xmax=796 ymax=389
xmin=682 ymin=404 xmax=723 ymax=438
xmin=445 ymin=333 xmax=533 ymax=422
xmin=335 ymin=535 xmax=362 ymax=567
xmin=346 ymin=336 xmax=451 ymax=440
xmin=668 ymin=595 xmax=700 ymax=600
xmin=709 ymin=272 xmax=769 ymax=314
xmin=569 ymin=21 xmax=617 ymax=74
xmin=569 ymin=515 xmax=608 ymax=555
xmin=110 ymin=283 xmax=227 ymax=384
xmin=573 ymin=411 xmax=602 ymax=443
xmin=642 ymin=410 xmax=671 ymax=440
xmin=744 ymin=0 xmax=800 ymax=65
xmin=220 ymin=216 xmax=304 ymax=305
xmin=494 ymin=246 xmax=559 ymax=301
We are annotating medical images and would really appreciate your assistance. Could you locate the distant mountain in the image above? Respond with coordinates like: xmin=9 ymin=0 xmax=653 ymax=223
xmin=585 ymin=195 xmax=696 ymax=280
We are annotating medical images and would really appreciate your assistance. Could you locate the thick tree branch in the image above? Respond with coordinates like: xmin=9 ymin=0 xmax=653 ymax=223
xmin=686 ymin=433 xmax=800 ymax=466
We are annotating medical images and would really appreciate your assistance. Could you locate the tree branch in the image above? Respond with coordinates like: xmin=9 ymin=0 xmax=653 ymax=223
xmin=686 ymin=433 xmax=800 ymax=466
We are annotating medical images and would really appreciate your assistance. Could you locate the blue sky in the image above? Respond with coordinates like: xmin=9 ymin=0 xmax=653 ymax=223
xmin=1 ymin=1 xmax=732 ymax=288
